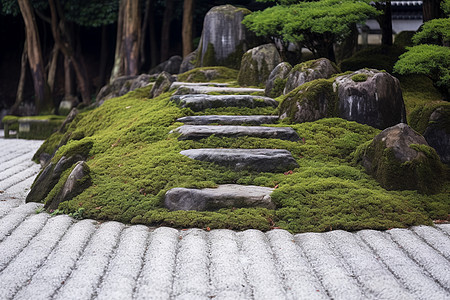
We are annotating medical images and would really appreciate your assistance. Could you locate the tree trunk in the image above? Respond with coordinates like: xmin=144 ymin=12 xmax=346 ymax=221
xmin=17 ymin=0 xmax=52 ymax=114
xmin=48 ymin=0 xmax=91 ymax=104
xmin=160 ymin=0 xmax=174 ymax=62
xmin=423 ymin=0 xmax=444 ymax=22
xmin=64 ymin=56 xmax=75 ymax=98
xmin=149 ymin=0 xmax=158 ymax=68
xmin=11 ymin=40 xmax=28 ymax=115
xmin=123 ymin=0 xmax=141 ymax=75
xmin=98 ymin=25 xmax=108 ymax=90
xmin=376 ymin=1 xmax=393 ymax=46
xmin=140 ymin=0 xmax=151 ymax=67
xmin=182 ymin=0 xmax=194 ymax=57
xmin=110 ymin=0 xmax=125 ymax=81
xmin=47 ymin=43 xmax=59 ymax=93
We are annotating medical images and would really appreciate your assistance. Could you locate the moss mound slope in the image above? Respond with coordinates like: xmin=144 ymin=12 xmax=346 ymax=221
xmin=33 ymin=84 xmax=450 ymax=232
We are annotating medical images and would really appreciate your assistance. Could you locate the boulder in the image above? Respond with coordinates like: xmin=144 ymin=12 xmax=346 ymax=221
xmin=176 ymin=115 xmax=278 ymax=125
xmin=237 ymin=43 xmax=282 ymax=86
xmin=265 ymin=62 xmax=292 ymax=98
xmin=149 ymin=71 xmax=175 ymax=98
xmin=45 ymin=161 xmax=91 ymax=210
xmin=354 ymin=123 xmax=444 ymax=194
xmin=278 ymin=79 xmax=338 ymax=123
xmin=284 ymin=58 xmax=340 ymax=95
xmin=177 ymin=67 xmax=238 ymax=83
xmin=170 ymin=94 xmax=278 ymax=112
xmin=423 ymin=106 xmax=450 ymax=164
xmin=164 ymin=184 xmax=275 ymax=211
xmin=180 ymin=148 xmax=299 ymax=172
xmin=173 ymin=125 xmax=300 ymax=141
xmin=334 ymin=69 xmax=407 ymax=129
xmin=96 ymin=74 xmax=153 ymax=105
xmin=179 ymin=50 xmax=198 ymax=73
xmin=196 ymin=5 xmax=262 ymax=69
xmin=149 ymin=55 xmax=183 ymax=75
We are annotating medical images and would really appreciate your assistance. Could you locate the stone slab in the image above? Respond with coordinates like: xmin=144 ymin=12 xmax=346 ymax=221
xmin=174 ymin=85 xmax=264 ymax=95
xmin=164 ymin=184 xmax=275 ymax=211
xmin=179 ymin=148 xmax=299 ymax=172
xmin=170 ymin=82 xmax=229 ymax=91
xmin=176 ymin=115 xmax=279 ymax=125
xmin=170 ymin=94 xmax=278 ymax=112
xmin=174 ymin=125 xmax=299 ymax=141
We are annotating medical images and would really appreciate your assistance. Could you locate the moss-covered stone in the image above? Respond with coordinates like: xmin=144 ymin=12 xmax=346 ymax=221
xmin=353 ymin=123 xmax=445 ymax=194
xmin=178 ymin=67 xmax=238 ymax=83
xmin=351 ymin=74 xmax=368 ymax=82
xmin=278 ymin=79 xmax=338 ymax=123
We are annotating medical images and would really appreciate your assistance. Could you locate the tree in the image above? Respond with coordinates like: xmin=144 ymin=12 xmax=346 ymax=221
xmin=394 ymin=0 xmax=450 ymax=100
xmin=243 ymin=0 xmax=379 ymax=62
xmin=182 ymin=0 xmax=194 ymax=57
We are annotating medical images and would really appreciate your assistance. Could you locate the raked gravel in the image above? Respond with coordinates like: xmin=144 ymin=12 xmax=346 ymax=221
xmin=1 ymin=135 xmax=450 ymax=299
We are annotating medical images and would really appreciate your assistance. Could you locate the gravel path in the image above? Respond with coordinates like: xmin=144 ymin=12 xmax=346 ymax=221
xmin=1 ymin=135 xmax=450 ymax=300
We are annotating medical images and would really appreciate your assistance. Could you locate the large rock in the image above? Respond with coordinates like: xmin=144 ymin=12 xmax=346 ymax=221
xmin=196 ymin=5 xmax=262 ymax=69
xmin=149 ymin=55 xmax=183 ymax=75
xmin=164 ymin=184 xmax=275 ymax=211
xmin=284 ymin=58 xmax=339 ymax=95
xmin=423 ymin=106 xmax=450 ymax=164
xmin=149 ymin=71 xmax=175 ymax=98
xmin=237 ymin=43 xmax=282 ymax=87
xmin=179 ymin=50 xmax=198 ymax=74
xmin=170 ymin=94 xmax=278 ymax=112
xmin=177 ymin=67 xmax=238 ymax=83
xmin=265 ymin=62 xmax=292 ymax=98
xmin=278 ymin=79 xmax=337 ymax=123
xmin=173 ymin=85 xmax=264 ymax=95
xmin=45 ymin=161 xmax=91 ymax=210
xmin=174 ymin=125 xmax=299 ymax=141
xmin=354 ymin=123 xmax=444 ymax=194
xmin=96 ymin=74 xmax=153 ymax=105
xmin=176 ymin=115 xmax=278 ymax=125
xmin=334 ymin=69 xmax=407 ymax=129
xmin=180 ymin=148 xmax=299 ymax=172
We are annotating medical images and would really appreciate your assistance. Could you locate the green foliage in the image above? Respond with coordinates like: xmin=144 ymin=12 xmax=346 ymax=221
xmin=412 ymin=18 xmax=450 ymax=45
xmin=63 ymin=0 xmax=119 ymax=27
xmin=340 ymin=45 xmax=406 ymax=73
xmin=443 ymin=0 xmax=450 ymax=15
xmin=36 ymin=86 xmax=450 ymax=232
xmin=394 ymin=31 xmax=416 ymax=48
xmin=393 ymin=44 xmax=450 ymax=99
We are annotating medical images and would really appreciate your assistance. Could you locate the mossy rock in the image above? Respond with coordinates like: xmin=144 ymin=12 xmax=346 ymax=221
xmin=265 ymin=62 xmax=292 ymax=98
xmin=354 ymin=123 xmax=445 ymax=194
xmin=278 ymin=79 xmax=338 ymax=123
xmin=178 ymin=67 xmax=238 ymax=83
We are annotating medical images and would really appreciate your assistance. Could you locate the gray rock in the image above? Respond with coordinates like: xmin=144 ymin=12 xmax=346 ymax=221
xmin=170 ymin=82 xmax=229 ymax=91
xmin=180 ymin=148 xmax=299 ymax=172
xmin=284 ymin=58 xmax=339 ymax=95
xmin=355 ymin=123 xmax=444 ymax=194
xmin=164 ymin=184 xmax=275 ymax=211
xmin=174 ymin=125 xmax=299 ymax=141
xmin=170 ymin=94 xmax=278 ymax=112
xmin=237 ymin=43 xmax=282 ymax=86
xmin=149 ymin=72 xmax=176 ymax=98
xmin=45 ymin=161 xmax=91 ymax=210
xmin=150 ymin=56 xmax=183 ymax=75
xmin=58 ymin=108 xmax=79 ymax=133
xmin=196 ymin=5 xmax=262 ymax=68
xmin=335 ymin=69 xmax=407 ymax=129
xmin=173 ymin=85 xmax=264 ymax=95
xmin=179 ymin=50 xmax=198 ymax=73
xmin=265 ymin=62 xmax=292 ymax=98
xmin=96 ymin=74 xmax=153 ymax=105
xmin=176 ymin=115 xmax=278 ymax=125
xmin=423 ymin=107 xmax=450 ymax=164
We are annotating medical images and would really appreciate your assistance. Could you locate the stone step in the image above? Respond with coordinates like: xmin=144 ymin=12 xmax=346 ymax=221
xmin=170 ymin=94 xmax=278 ymax=112
xmin=174 ymin=125 xmax=300 ymax=141
xmin=173 ymin=85 xmax=264 ymax=95
xmin=169 ymin=82 xmax=229 ymax=91
xmin=180 ymin=148 xmax=299 ymax=172
xmin=164 ymin=184 xmax=275 ymax=211
xmin=176 ymin=115 xmax=279 ymax=125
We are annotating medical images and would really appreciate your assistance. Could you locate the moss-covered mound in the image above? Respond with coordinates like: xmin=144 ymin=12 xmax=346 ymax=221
xmin=339 ymin=45 xmax=406 ymax=73
xmin=177 ymin=67 xmax=238 ymax=83
xmin=32 ymin=85 xmax=450 ymax=232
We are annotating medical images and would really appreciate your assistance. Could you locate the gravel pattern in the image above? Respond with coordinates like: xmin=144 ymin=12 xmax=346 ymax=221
xmin=1 ymin=135 xmax=450 ymax=299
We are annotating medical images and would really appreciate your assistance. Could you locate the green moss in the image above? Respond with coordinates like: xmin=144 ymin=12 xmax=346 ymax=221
xmin=408 ymin=102 xmax=450 ymax=134
xmin=203 ymin=43 xmax=217 ymax=67
xmin=33 ymin=84 xmax=450 ymax=232
xmin=351 ymin=74 xmax=368 ymax=82
xmin=394 ymin=31 xmax=416 ymax=48
xmin=178 ymin=67 xmax=238 ymax=83
xmin=237 ymin=51 xmax=271 ymax=87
